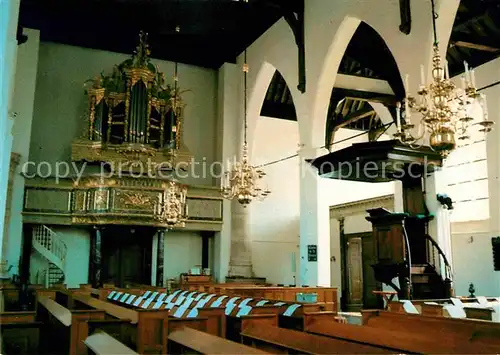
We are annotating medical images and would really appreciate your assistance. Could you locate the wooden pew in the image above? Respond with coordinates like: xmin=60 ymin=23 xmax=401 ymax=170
xmin=189 ymin=285 xmax=337 ymax=311
xmin=0 ymin=284 xmax=44 ymax=311
xmin=101 ymin=290 xmax=217 ymax=335
xmin=420 ymin=302 xmax=495 ymax=321
xmin=72 ymin=294 xmax=168 ymax=354
xmin=36 ymin=295 xmax=107 ymax=355
xmin=226 ymin=313 xmax=278 ymax=342
xmin=362 ymin=310 xmax=500 ymax=353
xmin=304 ymin=312 xmax=484 ymax=354
xmin=157 ymin=290 xmax=334 ymax=339
xmin=0 ymin=311 xmax=43 ymax=354
xmin=168 ymin=327 xmax=269 ymax=354
xmin=390 ymin=299 xmax=496 ymax=321
xmin=215 ymin=286 xmax=338 ymax=311
xmin=84 ymin=330 xmax=139 ymax=355
xmin=241 ymin=324 xmax=391 ymax=354
xmin=110 ymin=290 xmax=225 ymax=332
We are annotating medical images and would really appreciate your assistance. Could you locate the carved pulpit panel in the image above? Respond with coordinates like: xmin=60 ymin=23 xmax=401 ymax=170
xmin=366 ymin=208 xmax=407 ymax=264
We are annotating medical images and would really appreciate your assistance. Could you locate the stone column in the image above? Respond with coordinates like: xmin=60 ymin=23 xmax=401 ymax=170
xmin=298 ymin=147 xmax=331 ymax=287
xmin=156 ymin=229 xmax=165 ymax=287
xmin=0 ymin=118 xmax=15 ymax=279
xmin=89 ymin=227 xmax=103 ymax=287
xmin=228 ymin=201 xmax=253 ymax=278
xmin=213 ymin=63 xmax=239 ymax=282
xmin=0 ymin=0 xmax=21 ymax=267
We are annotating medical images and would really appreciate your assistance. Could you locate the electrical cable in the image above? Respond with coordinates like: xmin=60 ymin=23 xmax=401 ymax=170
xmin=255 ymin=121 xmax=394 ymax=168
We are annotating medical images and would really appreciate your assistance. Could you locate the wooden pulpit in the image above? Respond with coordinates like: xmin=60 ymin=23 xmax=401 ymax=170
xmin=366 ymin=208 xmax=411 ymax=299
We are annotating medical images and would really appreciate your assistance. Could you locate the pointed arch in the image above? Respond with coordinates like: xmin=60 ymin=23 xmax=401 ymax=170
xmin=247 ymin=61 xmax=299 ymax=157
xmin=309 ymin=17 xmax=404 ymax=152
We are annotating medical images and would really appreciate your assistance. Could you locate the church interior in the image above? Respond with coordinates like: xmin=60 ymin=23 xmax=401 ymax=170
xmin=1 ymin=0 xmax=500 ymax=353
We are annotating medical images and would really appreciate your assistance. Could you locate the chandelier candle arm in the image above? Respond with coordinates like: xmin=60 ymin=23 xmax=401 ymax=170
xmin=393 ymin=0 xmax=493 ymax=157
xmin=396 ymin=103 xmax=402 ymax=131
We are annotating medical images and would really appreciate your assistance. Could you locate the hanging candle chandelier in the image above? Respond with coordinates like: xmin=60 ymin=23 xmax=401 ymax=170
xmin=221 ymin=50 xmax=271 ymax=206
xmin=394 ymin=0 xmax=493 ymax=157
xmin=152 ymin=22 xmax=188 ymax=228
xmin=154 ymin=180 xmax=188 ymax=228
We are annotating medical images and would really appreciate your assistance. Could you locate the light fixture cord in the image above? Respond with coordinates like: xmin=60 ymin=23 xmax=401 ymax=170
xmin=431 ymin=0 xmax=438 ymax=45
xmin=174 ymin=27 xmax=179 ymax=108
xmin=174 ymin=0 xmax=180 ymax=109
xmin=244 ymin=50 xmax=248 ymax=146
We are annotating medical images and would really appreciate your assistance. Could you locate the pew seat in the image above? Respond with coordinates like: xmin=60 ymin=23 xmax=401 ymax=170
xmin=305 ymin=316 xmax=483 ymax=354
xmin=84 ymin=331 xmax=138 ymax=355
xmin=168 ymin=327 xmax=268 ymax=354
xmin=362 ymin=310 xmax=500 ymax=353
xmin=241 ymin=324 xmax=391 ymax=354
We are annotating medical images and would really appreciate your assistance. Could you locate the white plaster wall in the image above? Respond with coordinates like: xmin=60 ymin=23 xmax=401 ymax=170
xmin=47 ymin=226 xmax=91 ymax=288
xmin=449 ymin=58 xmax=500 ymax=296
xmin=452 ymin=231 xmax=499 ymax=297
xmin=344 ymin=214 xmax=373 ymax=235
xmin=162 ymin=231 xmax=203 ymax=283
xmin=29 ymin=252 xmax=48 ymax=285
xmin=249 ymin=117 xmax=300 ymax=284
xmin=6 ymin=28 xmax=40 ymax=277
xmin=29 ymin=42 xmax=217 ymax=186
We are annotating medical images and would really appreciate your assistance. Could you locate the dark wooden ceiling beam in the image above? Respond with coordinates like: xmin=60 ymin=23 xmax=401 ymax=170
xmin=451 ymin=40 xmax=499 ymax=53
xmin=452 ymin=12 xmax=489 ymax=33
xmin=282 ymin=0 xmax=305 ymax=93
xmin=335 ymin=89 xmax=398 ymax=106
xmin=399 ymin=0 xmax=411 ymax=35
xmin=336 ymin=106 xmax=376 ymax=130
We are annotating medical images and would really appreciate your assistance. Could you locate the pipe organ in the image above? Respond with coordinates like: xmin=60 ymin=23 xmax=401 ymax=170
xmin=72 ymin=31 xmax=191 ymax=171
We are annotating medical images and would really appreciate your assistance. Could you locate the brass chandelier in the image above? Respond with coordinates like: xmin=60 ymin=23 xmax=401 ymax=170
xmin=394 ymin=0 xmax=493 ymax=157
xmin=154 ymin=180 xmax=188 ymax=228
xmin=153 ymin=23 xmax=188 ymax=228
xmin=221 ymin=50 xmax=270 ymax=206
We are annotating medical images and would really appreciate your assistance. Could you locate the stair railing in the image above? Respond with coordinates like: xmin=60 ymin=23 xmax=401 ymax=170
xmin=33 ymin=225 xmax=67 ymax=268
xmin=402 ymin=221 xmax=413 ymax=298
xmin=424 ymin=234 xmax=452 ymax=281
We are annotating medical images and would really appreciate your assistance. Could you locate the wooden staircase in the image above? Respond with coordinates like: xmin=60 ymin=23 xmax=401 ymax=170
xmin=367 ymin=209 xmax=453 ymax=300
xmin=411 ymin=263 xmax=448 ymax=299
xmin=32 ymin=225 xmax=67 ymax=287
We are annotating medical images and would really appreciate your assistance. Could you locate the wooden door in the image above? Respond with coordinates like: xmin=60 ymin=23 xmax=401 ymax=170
xmin=362 ymin=236 xmax=380 ymax=308
xmin=347 ymin=238 xmax=363 ymax=308
xmin=102 ymin=227 xmax=153 ymax=287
